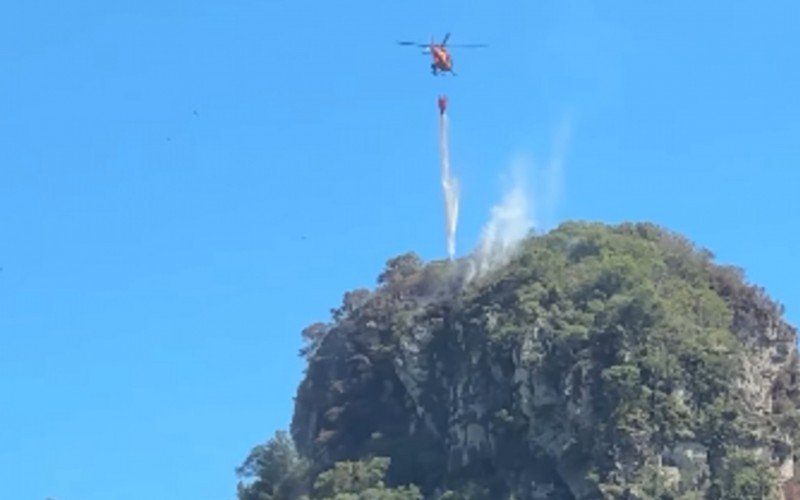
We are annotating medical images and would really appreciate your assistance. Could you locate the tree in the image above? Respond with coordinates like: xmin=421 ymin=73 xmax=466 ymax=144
xmin=236 ymin=430 xmax=309 ymax=500
xmin=714 ymin=448 xmax=780 ymax=500
xmin=312 ymin=457 xmax=422 ymax=500
xmin=331 ymin=289 xmax=372 ymax=321
xmin=300 ymin=322 xmax=330 ymax=358
xmin=377 ymin=253 xmax=423 ymax=286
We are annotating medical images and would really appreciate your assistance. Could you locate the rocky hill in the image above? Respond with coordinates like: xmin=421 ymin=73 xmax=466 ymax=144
xmin=236 ymin=221 xmax=800 ymax=499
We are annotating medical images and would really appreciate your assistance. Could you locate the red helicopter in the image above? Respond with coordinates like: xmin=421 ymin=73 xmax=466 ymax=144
xmin=397 ymin=33 xmax=487 ymax=76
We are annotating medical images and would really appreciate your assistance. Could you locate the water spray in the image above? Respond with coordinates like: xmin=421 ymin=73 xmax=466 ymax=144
xmin=438 ymin=95 xmax=460 ymax=260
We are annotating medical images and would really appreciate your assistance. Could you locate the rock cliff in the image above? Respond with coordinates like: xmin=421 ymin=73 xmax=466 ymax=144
xmin=245 ymin=222 xmax=800 ymax=499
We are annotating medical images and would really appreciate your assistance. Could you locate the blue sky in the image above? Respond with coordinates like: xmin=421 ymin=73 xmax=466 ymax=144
xmin=2 ymin=1 xmax=799 ymax=498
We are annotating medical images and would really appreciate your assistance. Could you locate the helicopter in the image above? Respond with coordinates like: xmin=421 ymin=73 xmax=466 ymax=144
xmin=397 ymin=33 xmax=487 ymax=75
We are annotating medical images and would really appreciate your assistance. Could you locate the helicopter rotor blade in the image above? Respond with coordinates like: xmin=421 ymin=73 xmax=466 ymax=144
xmin=447 ymin=43 xmax=488 ymax=48
xmin=397 ymin=40 xmax=428 ymax=47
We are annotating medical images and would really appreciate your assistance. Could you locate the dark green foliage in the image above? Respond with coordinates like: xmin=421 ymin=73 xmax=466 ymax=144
xmin=378 ymin=253 xmax=424 ymax=287
xmin=244 ymin=221 xmax=798 ymax=499
xmin=313 ymin=457 xmax=422 ymax=499
xmin=236 ymin=431 xmax=310 ymax=500
xmin=236 ymin=435 xmax=421 ymax=499
xmin=300 ymin=322 xmax=330 ymax=359
xmin=331 ymin=289 xmax=373 ymax=322
xmin=464 ymin=223 xmax=750 ymax=468
xmin=712 ymin=448 xmax=779 ymax=499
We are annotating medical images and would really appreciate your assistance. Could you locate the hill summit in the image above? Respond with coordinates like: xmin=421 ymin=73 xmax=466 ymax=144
xmin=237 ymin=222 xmax=800 ymax=499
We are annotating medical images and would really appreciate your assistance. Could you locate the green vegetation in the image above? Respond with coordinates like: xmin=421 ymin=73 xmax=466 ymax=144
xmin=236 ymin=433 xmax=421 ymax=500
xmin=238 ymin=222 xmax=799 ymax=499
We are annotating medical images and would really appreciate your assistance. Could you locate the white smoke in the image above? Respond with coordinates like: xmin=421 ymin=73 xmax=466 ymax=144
xmin=467 ymin=164 xmax=534 ymax=281
xmin=538 ymin=117 xmax=571 ymax=232
xmin=464 ymin=118 xmax=571 ymax=283
xmin=439 ymin=112 xmax=460 ymax=260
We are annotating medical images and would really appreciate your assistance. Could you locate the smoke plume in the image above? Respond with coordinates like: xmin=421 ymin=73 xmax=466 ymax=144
xmin=465 ymin=118 xmax=571 ymax=283
xmin=538 ymin=117 xmax=571 ymax=231
xmin=468 ymin=164 xmax=534 ymax=280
